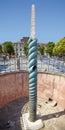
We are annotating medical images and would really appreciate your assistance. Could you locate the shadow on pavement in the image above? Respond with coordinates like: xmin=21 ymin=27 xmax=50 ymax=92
xmin=40 ymin=110 xmax=65 ymax=121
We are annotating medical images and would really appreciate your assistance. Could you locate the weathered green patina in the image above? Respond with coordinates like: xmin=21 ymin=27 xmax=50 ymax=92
xmin=28 ymin=38 xmax=37 ymax=122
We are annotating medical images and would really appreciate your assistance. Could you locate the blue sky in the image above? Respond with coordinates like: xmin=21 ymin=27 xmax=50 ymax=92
xmin=0 ymin=0 xmax=65 ymax=44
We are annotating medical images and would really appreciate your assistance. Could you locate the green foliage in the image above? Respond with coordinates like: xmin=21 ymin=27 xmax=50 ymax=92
xmin=0 ymin=45 xmax=3 ymax=54
xmin=38 ymin=44 xmax=45 ymax=55
xmin=53 ymin=37 xmax=65 ymax=56
xmin=23 ymin=43 xmax=28 ymax=56
xmin=3 ymin=41 xmax=14 ymax=55
xmin=45 ymin=42 xmax=55 ymax=56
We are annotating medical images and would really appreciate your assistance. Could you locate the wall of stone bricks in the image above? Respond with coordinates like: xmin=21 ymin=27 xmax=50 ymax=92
xmin=0 ymin=72 xmax=65 ymax=109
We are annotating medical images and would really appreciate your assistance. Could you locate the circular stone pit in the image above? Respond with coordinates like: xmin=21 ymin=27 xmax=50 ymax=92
xmin=0 ymin=72 xmax=65 ymax=129
xmin=0 ymin=97 xmax=65 ymax=130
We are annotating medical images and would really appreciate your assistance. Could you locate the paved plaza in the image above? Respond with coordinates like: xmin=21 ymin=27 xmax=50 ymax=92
xmin=0 ymin=97 xmax=65 ymax=130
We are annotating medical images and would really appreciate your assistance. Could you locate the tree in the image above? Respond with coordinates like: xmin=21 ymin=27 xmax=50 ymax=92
xmin=45 ymin=42 xmax=55 ymax=56
xmin=38 ymin=44 xmax=45 ymax=55
xmin=53 ymin=37 xmax=65 ymax=57
xmin=3 ymin=41 xmax=14 ymax=56
xmin=0 ymin=45 xmax=3 ymax=54
xmin=23 ymin=43 xmax=28 ymax=56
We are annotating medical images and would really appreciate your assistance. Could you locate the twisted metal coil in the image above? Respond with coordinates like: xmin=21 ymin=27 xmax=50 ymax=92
xmin=28 ymin=38 xmax=37 ymax=122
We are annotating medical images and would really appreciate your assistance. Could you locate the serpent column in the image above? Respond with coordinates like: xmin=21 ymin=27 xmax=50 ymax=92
xmin=28 ymin=4 xmax=37 ymax=122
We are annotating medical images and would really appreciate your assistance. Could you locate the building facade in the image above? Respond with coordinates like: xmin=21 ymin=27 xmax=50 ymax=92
xmin=14 ymin=37 xmax=29 ymax=57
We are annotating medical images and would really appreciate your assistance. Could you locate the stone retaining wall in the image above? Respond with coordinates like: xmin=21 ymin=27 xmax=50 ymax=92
xmin=0 ymin=71 xmax=65 ymax=109
xmin=37 ymin=72 xmax=65 ymax=109
xmin=0 ymin=72 xmax=29 ymax=108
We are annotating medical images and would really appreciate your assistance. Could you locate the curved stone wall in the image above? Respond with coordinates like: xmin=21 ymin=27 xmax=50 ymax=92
xmin=0 ymin=72 xmax=29 ymax=108
xmin=37 ymin=72 xmax=65 ymax=109
xmin=0 ymin=71 xmax=65 ymax=109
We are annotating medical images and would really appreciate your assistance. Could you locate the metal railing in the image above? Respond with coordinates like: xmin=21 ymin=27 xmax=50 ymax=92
xmin=0 ymin=56 xmax=65 ymax=74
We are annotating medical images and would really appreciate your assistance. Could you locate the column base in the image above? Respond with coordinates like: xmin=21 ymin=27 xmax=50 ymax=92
xmin=22 ymin=113 xmax=44 ymax=130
